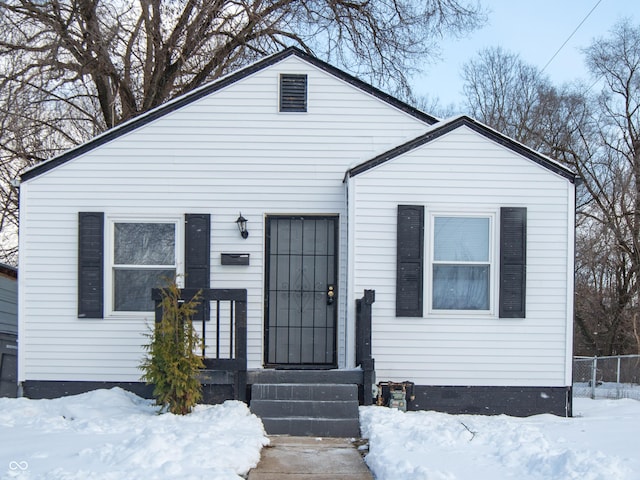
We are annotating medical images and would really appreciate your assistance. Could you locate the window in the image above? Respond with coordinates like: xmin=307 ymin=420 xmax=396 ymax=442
xmin=432 ymin=215 xmax=493 ymax=311
xmin=111 ymin=221 xmax=178 ymax=312
xmin=395 ymin=206 xmax=525 ymax=318
xmin=78 ymin=213 xmax=209 ymax=319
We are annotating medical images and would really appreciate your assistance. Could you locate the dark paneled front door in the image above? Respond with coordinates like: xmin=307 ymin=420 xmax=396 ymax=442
xmin=265 ymin=216 xmax=338 ymax=367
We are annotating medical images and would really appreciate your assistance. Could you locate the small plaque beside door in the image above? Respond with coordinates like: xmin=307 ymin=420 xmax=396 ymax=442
xmin=221 ymin=253 xmax=250 ymax=265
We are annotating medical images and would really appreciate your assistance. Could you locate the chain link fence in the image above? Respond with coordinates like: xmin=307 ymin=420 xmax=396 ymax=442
xmin=573 ymin=355 xmax=640 ymax=400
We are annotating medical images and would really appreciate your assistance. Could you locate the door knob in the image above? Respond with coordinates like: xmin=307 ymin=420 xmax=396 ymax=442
xmin=327 ymin=285 xmax=336 ymax=305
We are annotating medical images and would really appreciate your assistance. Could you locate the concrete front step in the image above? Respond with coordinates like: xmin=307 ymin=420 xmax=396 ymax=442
xmin=252 ymin=383 xmax=358 ymax=401
xmin=251 ymin=399 xmax=359 ymax=419
xmin=260 ymin=417 xmax=361 ymax=437
xmin=250 ymin=383 xmax=361 ymax=437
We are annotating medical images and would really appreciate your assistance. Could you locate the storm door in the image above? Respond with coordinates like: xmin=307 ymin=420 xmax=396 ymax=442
xmin=265 ymin=216 xmax=338 ymax=367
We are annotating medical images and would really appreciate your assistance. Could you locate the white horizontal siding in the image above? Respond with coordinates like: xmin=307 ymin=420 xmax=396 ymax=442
xmin=350 ymin=125 xmax=573 ymax=387
xmin=19 ymin=55 xmax=430 ymax=382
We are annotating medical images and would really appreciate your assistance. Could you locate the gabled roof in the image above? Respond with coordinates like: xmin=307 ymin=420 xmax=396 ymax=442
xmin=21 ymin=47 xmax=437 ymax=182
xmin=345 ymin=115 xmax=579 ymax=183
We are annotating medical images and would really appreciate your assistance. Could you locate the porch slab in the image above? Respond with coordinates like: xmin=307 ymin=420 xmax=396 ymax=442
xmin=247 ymin=436 xmax=373 ymax=480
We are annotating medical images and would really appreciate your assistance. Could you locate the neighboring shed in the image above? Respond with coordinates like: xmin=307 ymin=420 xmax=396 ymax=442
xmin=0 ymin=263 xmax=17 ymax=397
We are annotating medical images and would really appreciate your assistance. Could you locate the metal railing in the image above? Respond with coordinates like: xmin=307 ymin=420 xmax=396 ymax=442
xmin=152 ymin=288 xmax=247 ymax=401
xmin=573 ymin=355 xmax=640 ymax=400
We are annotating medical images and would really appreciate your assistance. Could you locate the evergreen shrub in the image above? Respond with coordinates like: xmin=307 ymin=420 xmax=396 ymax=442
xmin=141 ymin=280 xmax=204 ymax=414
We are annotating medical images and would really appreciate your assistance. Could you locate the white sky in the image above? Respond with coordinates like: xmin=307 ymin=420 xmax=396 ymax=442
xmin=415 ymin=0 xmax=638 ymax=108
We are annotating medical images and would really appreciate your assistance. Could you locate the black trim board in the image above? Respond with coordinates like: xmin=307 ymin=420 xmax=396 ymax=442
xmin=345 ymin=116 xmax=578 ymax=183
xmin=21 ymin=379 xmax=573 ymax=416
xmin=402 ymin=385 xmax=572 ymax=417
xmin=22 ymin=381 xmax=155 ymax=400
xmin=22 ymin=380 xmax=236 ymax=405
xmin=21 ymin=47 xmax=436 ymax=182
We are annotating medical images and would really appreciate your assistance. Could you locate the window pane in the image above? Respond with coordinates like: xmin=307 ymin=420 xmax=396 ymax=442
xmin=114 ymin=223 xmax=175 ymax=265
xmin=114 ymin=269 xmax=175 ymax=311
xmin=434 ymin=217 xmax=489 ymax=262
xmin=433 ymin=265 xmax=489 ymax=310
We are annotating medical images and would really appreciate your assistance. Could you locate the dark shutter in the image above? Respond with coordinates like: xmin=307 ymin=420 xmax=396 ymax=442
xmin=185 ymin=214 xmax=211 ymax=288
xmin=78 ymin=212 xmax=104 ymax=318
xmin=185 ymin=214 xmax=211 ymax=321
xmin=396 ymin=205 xmax=424 ymax=317
xmin=499 ymin=207 xmax=527 ymax=318
xmin=280 ymin=74 xmax=307 ymax=112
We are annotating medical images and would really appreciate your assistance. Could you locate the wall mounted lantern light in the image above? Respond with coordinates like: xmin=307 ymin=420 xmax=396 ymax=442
xmin=236 ymin=213 xmax=249 ymax=239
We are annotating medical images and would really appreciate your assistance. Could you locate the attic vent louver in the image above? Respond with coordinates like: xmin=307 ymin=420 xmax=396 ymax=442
xmin=280 ymin=74 xmax=307 ymax=112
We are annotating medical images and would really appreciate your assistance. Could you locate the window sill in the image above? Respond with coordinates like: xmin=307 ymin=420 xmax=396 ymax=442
xmin=427 ymin=310 xmax=497 ymax=319
xmin=104 ymin=311 xmax=156 ymax=320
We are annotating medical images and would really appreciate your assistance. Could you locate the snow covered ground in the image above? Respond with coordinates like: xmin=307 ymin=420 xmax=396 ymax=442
xmin=0 ymin=388 xmax=268 ymax=480
xmin=1 ymin=388 xmax=638 ymax=480
xmin=360 ymin=397 xmax=640 ymax=480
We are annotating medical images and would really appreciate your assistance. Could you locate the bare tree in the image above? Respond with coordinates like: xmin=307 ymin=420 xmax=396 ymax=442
xmin=0 ymin=0 xmax=485 ymax=265
xmin=461 ymin=20 xmax=640 ymax=356
xmin=0 ymin=0 xmax=484 ymax=130
xmin=572 ymin=19 xmax=640 ymax=355
xmin=462 ymin=46 xmax=552 ymax=149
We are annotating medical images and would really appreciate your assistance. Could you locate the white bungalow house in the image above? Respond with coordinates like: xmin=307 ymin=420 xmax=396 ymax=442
xmin=17 ymin=48 xmax=577 ymax=435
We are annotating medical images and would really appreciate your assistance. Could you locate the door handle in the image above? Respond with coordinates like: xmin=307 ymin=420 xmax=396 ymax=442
xmin=327 ymin=285 xmax=336 ymax=305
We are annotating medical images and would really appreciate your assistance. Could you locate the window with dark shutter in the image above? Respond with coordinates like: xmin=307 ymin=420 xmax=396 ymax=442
xmin=499 ymin=207 xmax=527 ymax=318
xmin=78 ymin=212 xmax=104 ymax=318
xmin=279 ymin=74 xmax=307 ymax=112
xmin=396 ymin=205 xmax=424 ymax=317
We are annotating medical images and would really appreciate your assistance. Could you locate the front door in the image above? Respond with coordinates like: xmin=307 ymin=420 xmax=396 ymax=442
xmin=265 ymin=216 xmax=338 ymax=367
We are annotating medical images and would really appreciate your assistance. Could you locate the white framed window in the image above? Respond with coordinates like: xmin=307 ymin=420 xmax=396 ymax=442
xmin=107 ymin=217 xmax=182 ymax=314
xmin=430 ymin=213 xmax=495 ymax=313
